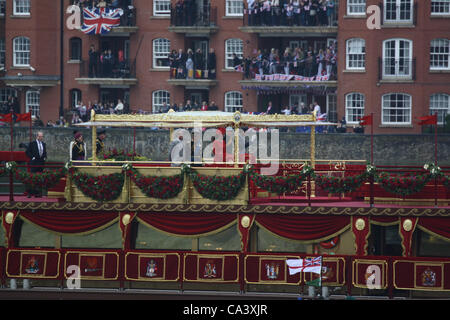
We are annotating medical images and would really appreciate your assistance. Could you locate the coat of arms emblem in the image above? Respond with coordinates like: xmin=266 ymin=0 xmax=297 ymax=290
xmin=203 ymin=260 xmax=217 ymax=278
xmin=265 ymin=263 xmax=280 ymax=280
xmin=25 ymin=256 xmax=39 ymax=274
xmin=421 ymin=267 xmax=436 ymax=287
xmin=146 ymin=259 xmax=158 ymax=277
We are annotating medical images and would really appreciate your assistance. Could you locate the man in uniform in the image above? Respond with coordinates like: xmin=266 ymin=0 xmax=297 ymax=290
xmin=96 ymin=129 xmax=106 ymax=157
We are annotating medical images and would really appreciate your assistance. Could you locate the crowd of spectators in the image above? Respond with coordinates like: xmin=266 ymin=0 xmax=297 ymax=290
xmin=88 ymin=45 xmax=130 ymax=78
xmin=246 ymin=0 xmax=336 ymax=27
xmin=169 ymin=48 xmax=217 ymax=80
xmin=237 ymin=43 xmax=337 ymax=80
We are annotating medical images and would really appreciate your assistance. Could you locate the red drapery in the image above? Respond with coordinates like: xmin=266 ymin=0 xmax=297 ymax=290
xmin=417 ymin=217 xmax=450 ymax=240
xmin=137 ymin=213 xmax=237 ymax=237
xmin=399 ymin=217 xmax=418 ymax=257
xmin=237 ymin=214 xmax=256 ymax=252
xmin=352 ymin=216 xmax=370 ymax=256
xmin=20 ymin=211 xmax=118 ymax=235
xmin=255 ymin=215 xmax=350 ymax=242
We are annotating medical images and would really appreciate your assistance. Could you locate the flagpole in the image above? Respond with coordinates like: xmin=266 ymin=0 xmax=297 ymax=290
xmin=434 ymin=118 xmax=438 ymax=207
xmin=370 ymin=112 xmax=374 ymax=165
xmin=319 ymin=255 xmax=323 ymax=299
xmin=9 ymin=109 xmax=14 ymax=202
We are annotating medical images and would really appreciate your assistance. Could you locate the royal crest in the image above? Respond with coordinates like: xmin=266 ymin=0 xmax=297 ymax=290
xmin=421 ymin=268 xmax=436 ymax=287
xmin=146 ymin=259 xmax=158 ymax=278
xmin=25 ymin=256 xmax=39 ymax=274
xmin=203 ymin=261 xmax=217 ymax=278
xmin=265 ymin=263 xmax=280 ymax=280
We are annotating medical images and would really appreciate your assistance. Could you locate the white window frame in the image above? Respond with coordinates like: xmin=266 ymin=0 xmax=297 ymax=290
xmin=346 ymin=38 xmax=366 ymax=70
xmin=430 ymin=39 xmax=450 ymax=70
xmin=13 ymin=36 xmax=30 ymax=67
xmin=226 ymin=0 xmax=244 ymax=17
xmin=70 ymin=89 xmax=82 ymax=109
xmin=381 ymin=93 xmax=412 ymax=125
xmin=153 ymin=0 xmax=171 ymax=17
xmin=225 ymin=91 xmax=243 ymax=112
xmin=347 ymin=0 xmax=366 ymax=15
xmin=152 ymin=38 xmax=170 ymax=69
xmin=430 ymin=94 xmax=450 ymax=125
xmin=431 ymin=0 xmax=450 ymax=15
xmin=345 ymin=93 xmax=365 ymax=124
xmin=382 ymin=38 xmax=412 ymax=79
xmin=0 ymin=88 xmax=17 ymax=104
xmin=326 ymin=94 xmax=338 ymax=123
xmin=26 ymin=90 xmax=40 ymax=117
xmin=225 ymin=38 xmax=243 ymax=70
xmin=152 ymin=90 xmax=170 ymax=113
xmin=13 ymin=0 xmax=31 ymax=16
xmin=384 ymin=0 xmax=413 ymax=23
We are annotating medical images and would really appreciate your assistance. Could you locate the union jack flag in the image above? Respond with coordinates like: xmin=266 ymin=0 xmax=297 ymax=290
xmin=81 ymin=7 xmax=123 ymax=35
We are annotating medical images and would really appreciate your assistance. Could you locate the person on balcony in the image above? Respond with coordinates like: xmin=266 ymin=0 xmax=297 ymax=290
xmin=207 ymin=47 xmax=216 ymax=79
xmin=175 ymin=48 xmax=187 ymax=79
xmin=115 ymin=99 xmax=124 ymax=114
xmin=326 ymin=0 xmax=335 ymax=26
xmin=271 ymin=0 xmax=280 ymax=26
xmin=201 ymin=101 xmax=208 ymax=111
xmin=186 ymin=49 xmax=194 ymax=79
xmin=194 ymin=48 xmax=204 ymax=79
xmin=247 ymin=0 xmax=255 ymax=26
xmin=88 ymin=44 xmax=99 ymax=78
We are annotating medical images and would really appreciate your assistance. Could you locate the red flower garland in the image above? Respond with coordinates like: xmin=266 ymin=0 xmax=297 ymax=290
xmin=375 ymin=172 xmax=431 ymax=197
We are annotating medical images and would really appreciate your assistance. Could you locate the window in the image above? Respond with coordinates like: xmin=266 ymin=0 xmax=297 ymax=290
xmin=0 ymin=38 xmax=5 ymax=66
xmin=69 ymin=37 xmax=82 ymax=61
xmin=384 ymin=0 xmax=413 ymax=23
xmin=152 ymin=90 xmax=170 ymax=113
xmin=430 ymin=94 xmax=450 ymax=125
xmin=225 ymin=91 xmax=243 ymax=112
xmin=70 ymin=89 xmax=82 ymax=110
xmin=26 ymin=90 xmax=40 ymax=117
xmin=226 ymin=0 xmax=244 ymax=16
xmin=0 ymin=88 xmax=17 ymax=104
xmin=152 ymin=38 xmax=170 ymax=69
xmin=430 ymin=39 xmax=450 ymax=70
xmin=225 ymin=39 xmax=243 ymax=69
xmin=153 ymin=0 xmax=171 ymax=16
xmin=345 ymin=93 xmax=365 ymax=124
xmin=431 ymin=0 xmax=450 ymax=15
xmin=0 ymin=0 xmax=6 ymax=15
xmin=13 ymin=36 xmax=30 ymax=66
xmin=13 ymin=0 xmax=30 ymax=16
xmin=347 ymin=0 xmax=366 ymax=15
xmin=327 ymin=94 xmax=338 ymax=123
xmin=382 ymin=39 xmax=412 ymax=78
xmin=346 ymin=38 xmax=366 ymax=70
xmin=289 ymin=94 xmax=307 ymax=113
xmin=382 ymin=93 xmax=411 ymax=125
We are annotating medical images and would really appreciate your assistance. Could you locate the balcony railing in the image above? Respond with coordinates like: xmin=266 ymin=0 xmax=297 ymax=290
xmin=170 ymin=4 xmax=217 ymax=27
xmin=78 ymin=58 xmax=136 ymax=79
xmin=77 ymin=5 xmax=137 ymax=28
xmin=378 ymin=58 xmax=416 ymax=81
xmin=242 ymin=5 xmax=338 ymax=27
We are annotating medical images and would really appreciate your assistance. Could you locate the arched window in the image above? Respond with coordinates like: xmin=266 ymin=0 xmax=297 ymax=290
xmin=430 ymin=94 xmax=450 ymax=125
xmin=225 ymin=39 xmax=243 ymax=69
xmin=70 ymin=37 xmax=82 ymax=61
xmin=152 ymin=90 xmax=170 ymax=113
xmin=26 ymin=90 xmax=40 ymax=117
xmin=13 ymin=36 xmax=30 ymax=66
xmin=430 ymin=39 xmax=450 ymax=70
xmin=345 ymin=93 xmax=365 ymax=124
xmin=224 ymin=91 xmax=243 ymax=112
xmin=153 ymin=38 xmax=170 ymax=69
xmin=346 ymin=38 xmax=365 ymax=70
xmin=382 ymin=93 xmax=411 ymax=125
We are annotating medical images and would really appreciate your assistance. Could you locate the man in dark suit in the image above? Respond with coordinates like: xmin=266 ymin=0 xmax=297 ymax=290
xmin=25 ymin=131 xmax=47 ymax=197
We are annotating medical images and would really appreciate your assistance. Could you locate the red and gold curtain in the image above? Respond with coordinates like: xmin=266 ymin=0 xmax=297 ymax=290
xmin=19 ymin=211 xmax=118 ymax=235
xmin=352 ymin=216 xmax=370 ymax=256
xmin=255 ymin=215 xmax=350 ymax=242
xmin=137 ymin=212 xmax=237 ymax=237
xmin=399 ymin=217 xmax=418 ymax=257
xmin=417 ymin=217 xmax=450 ymax=241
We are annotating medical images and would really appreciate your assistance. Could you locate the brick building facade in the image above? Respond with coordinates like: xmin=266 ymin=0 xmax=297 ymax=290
xmin=0 ymin=0 xmax=449 ymax=134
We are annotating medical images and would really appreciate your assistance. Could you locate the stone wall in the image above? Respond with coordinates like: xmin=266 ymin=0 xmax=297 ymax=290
xmin=1 ymin=127 xmax=449 ymax=166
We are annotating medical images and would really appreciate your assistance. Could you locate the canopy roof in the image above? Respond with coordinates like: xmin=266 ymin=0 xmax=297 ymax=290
xmin=76 ymin=110 xmax=337 ymax=128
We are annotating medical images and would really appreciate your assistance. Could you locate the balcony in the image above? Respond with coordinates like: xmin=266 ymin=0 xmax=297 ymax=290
xmin=167 ymin=68 xmax=217 ymax=88
xmin=75 ymin=59 xmax=138 ymax=87
xmin=378 ymin=58 xmax=416 ymax=82
xmin=239 ymin=9 xmax=338 ymax=37
xmin=78 ymin=5 xmax=138 ymax=36
xmin=168 ymin=5 xmax=218 ymax=36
